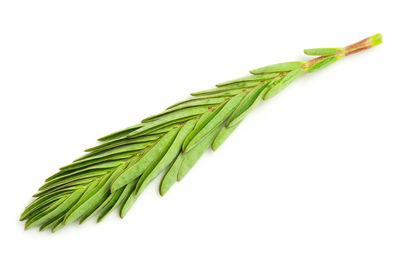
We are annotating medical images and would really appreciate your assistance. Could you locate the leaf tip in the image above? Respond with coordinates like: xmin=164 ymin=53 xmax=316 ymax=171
xmin=211 ymin=142 xmax=219 ymax=151
xmin=159 ymin=185 xmax=168 ymax=197
xmin=119 ymin=209 xmax=126 ymax=219
xmin=19 ymin=213 xmax=27 ymax=221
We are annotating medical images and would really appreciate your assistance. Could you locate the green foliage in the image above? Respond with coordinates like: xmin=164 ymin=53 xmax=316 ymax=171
xmin=20 ymin=35 xmax=381 ymax=231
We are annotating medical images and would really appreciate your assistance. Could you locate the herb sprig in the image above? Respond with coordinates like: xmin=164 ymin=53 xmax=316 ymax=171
xmin=21 ymin=34 xmax=382 ymax=232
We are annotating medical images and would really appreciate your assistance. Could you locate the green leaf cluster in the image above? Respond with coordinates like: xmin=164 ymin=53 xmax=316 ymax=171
xmin=21 ymin=62 xmax=306 ymax=232
xmin=21 ymin=34 xmax=381 ymax=231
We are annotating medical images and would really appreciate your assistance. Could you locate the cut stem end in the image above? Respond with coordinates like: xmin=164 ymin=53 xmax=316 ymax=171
xmin=303 ymin=33 xmax=382 ymax=71
xmin=344 ymin=33 xmax=382 ymax=56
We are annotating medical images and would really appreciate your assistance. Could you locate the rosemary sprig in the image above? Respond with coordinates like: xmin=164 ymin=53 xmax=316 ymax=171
xmin=20 ymin=34 xmax=382 ymax=232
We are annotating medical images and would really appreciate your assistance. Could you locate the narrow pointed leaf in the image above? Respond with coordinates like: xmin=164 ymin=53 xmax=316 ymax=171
xmin=226 ymin=83 xmax=269 ymax=127
xmin=159 ymin=154 xmax=184 ymax=196
xmin=96 ymin=183 xmax=133 ymax=222
xmin=167 ymin=97 xmax=227 ymax=111
xmin=184 ymin=93 xmax=245 ymax=152
xmin=304 ymin=48 xmax=343 ymax=56
xmin=263 ymin=68 xmax=305 ymax=100
xmin=250 ymin=61 xmax=304 ymax=74
xmin=308 ymin=56 xmax=339 ymax=73
xmin=134 ymin=120 xmax=196 ymax=195
xmin=98 ymin=124 xmax=144 ymax=142
xmin=111 ymin=128 xmax=179 ymax=192
xmin=212 ymin=120 xmax=242 ymax=151
xmin=216 ymin=73 xmax=279 ymax=87
xmin=119 ymin=179 xmax=138 ymax=218
xmin=64 ymin=173 xmax=112 ymax=225
xmin=178 ymin=127 xmax=220 ymax=181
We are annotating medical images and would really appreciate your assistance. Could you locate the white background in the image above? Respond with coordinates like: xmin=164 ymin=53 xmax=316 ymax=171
xmin=1 ymin=0 xmax=399 ymax=276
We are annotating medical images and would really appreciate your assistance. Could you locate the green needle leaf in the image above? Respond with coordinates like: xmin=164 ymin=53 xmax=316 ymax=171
xmin=159 ymin=154 xmax=184 ymax=196
xmin=63 ymin=174 xmax=112 ymax=225
xmin=216 ymin=73 xmax=279 ymax=87
xmin=119 ymin=179 xmax=139 ymax=218
xmin=226 ymin=83 xmax=269 ymax=127
xmin=111 ymin=128 xmax=179 ymax=192
xmin=96 ymin=183 xmax=133 ymax=222
xmin=250 ymin=61 xmax=304 ymax=74
xmin=134 ymin=120 xmax=196 ymax=196
xmin=178 ymin=127 xmax=220 ymax=181
xmin=184 ymin=93 xmax=245 ymax=152
xmin=263 ymin=68 xmax=305 ymax=100
xmin=211 ymin=120 xmax=242 ymax=151
xmin=308 ymin=56 xmax=340 ymax=73
xmin=304 ymin=48 xmax=343 ymax=56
